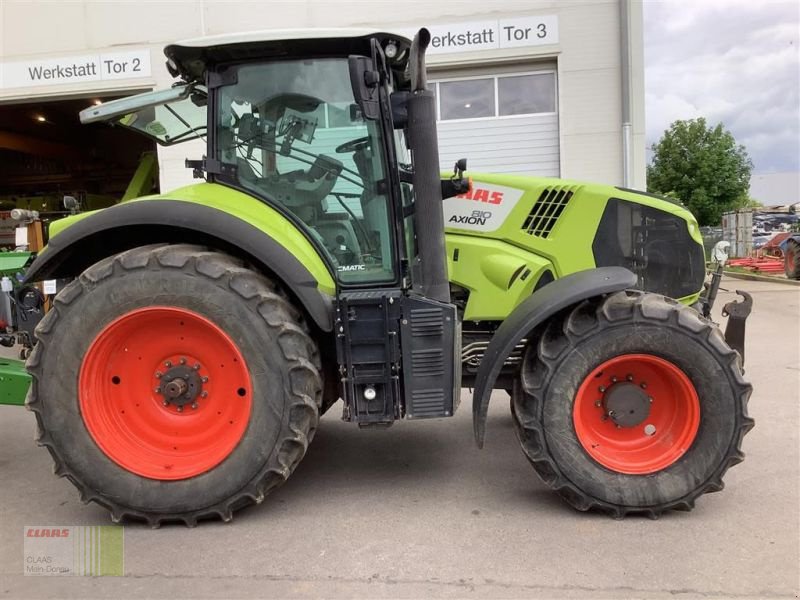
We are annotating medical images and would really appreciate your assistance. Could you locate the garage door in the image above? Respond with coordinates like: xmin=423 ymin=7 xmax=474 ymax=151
xmin=431 ymin=66 xmax=559 ymax=177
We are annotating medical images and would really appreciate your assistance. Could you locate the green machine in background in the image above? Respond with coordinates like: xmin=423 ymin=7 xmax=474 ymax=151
xmin=0 ymin=152 xmax=159 ymax=406
xmin=0 ymin=359 xmax=29 ymax=406
xmin=0 ymin=251 xmax=35 ymax=405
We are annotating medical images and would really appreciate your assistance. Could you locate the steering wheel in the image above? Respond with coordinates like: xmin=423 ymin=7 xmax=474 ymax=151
xmin=336 ymin=136 xmax=370 ymax=154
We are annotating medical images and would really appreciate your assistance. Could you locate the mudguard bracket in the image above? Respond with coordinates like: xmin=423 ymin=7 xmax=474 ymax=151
xmin=722 ymin=290 xmax=752 ymax=363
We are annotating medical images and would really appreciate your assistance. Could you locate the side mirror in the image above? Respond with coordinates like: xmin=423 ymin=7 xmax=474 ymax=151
xmin=348 ymin=55 xmax=380 ymax=120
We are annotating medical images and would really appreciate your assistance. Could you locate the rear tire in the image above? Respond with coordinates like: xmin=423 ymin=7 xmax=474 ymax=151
xmin=512 ymin=291 xmax=753 ymax=517
xmin=784 ymin=238 xmax=800 ymax=280
xmin=26 ymin=244 xmax=322 ymax=526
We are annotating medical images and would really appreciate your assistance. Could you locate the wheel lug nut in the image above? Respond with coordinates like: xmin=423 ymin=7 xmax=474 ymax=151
xmin=594 ymin=401 xmax=601 ymax=407
xmin=191 ymin=402 xmax=198 ymax=409
xmin=648 ymin=396 xmax=653 ymax=403
xmin=599 ymin=386 xmax=606 ymax=393
xmin=626 ymin=374 xmax=633 ymax=381
xmin=201 ymin=391 xmax=208 ymax=398
xmin=177 ymin=405 xmax=183 ymax=412
xmin=162 ymin=400 xmax=169 ymax=406
xmin=611 ymin=376 xmax=618 ymax=383
xmin=640 ymin=382 xmax=647 ymax=389
xmin=154 ymin=387 xmax=161 ymax=393
xmin=165 ymin=360 xmax=172 ymax=368
xmin=201 ymin=376 xmax=209 ymax=383
xmin=180 ymin=357 xmax=187 ymax=365
xmin=193 ymin=363 xmax=201 ymax=371
xmin=615 ymin=424 xmax=622 ymax=429
xmin=155 ymin=371 xmax=163 ymax=379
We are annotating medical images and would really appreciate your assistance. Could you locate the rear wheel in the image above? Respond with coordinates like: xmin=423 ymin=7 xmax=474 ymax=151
xmin=26 ymin=245 xmax=322 ymax=526
xmin=784 ymin=238 xmax=800 ymax=280
xmin=512 ymin=291 xmax=753 ymax=517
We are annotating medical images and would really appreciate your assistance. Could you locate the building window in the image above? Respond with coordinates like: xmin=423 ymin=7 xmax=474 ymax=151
xmin=433 ymin=71 xmax=556 ymax=121
xmin=439 ymin=78 xmax=495 ymax=120
xmin=498 ymin=73 xmax=556 ymax=115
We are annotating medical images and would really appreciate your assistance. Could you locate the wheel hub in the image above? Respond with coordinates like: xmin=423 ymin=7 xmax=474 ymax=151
xmin=156 ymin=363 xmax=205 ymax=409
xmin=603 ymin=382 xmax=651 ymax=427
xmin=79 ymin=306 xmax=252 ymax=480
xmin=573 ymin=353 xmax=701 ymax=475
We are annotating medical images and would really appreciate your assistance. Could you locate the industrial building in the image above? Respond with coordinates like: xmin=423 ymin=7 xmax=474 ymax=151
xmin=0 ymin=0 xmax=645 ymax=224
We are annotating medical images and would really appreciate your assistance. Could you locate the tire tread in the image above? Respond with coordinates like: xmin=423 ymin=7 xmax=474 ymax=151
xmin=26 ymin=244 xmax=322 ymax=527
xmin=512 ymin=291 xmax=753 ymax=517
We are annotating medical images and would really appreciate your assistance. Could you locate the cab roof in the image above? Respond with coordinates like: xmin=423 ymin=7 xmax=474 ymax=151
xmin=164 ymin=28 xmax=412 ymax=82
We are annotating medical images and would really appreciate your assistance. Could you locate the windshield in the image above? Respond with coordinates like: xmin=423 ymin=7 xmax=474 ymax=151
xmin=216 ymin=58 xmax=396 ymax=284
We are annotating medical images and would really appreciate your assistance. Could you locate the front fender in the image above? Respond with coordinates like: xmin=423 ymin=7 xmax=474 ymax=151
xmin=24 ymin=196 xmax=336 ymax=331
xmin=472 ymin=267 xmax=638 ymax=447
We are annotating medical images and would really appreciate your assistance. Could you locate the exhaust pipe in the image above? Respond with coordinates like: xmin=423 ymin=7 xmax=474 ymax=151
xmin=406 ymin=28 xmax=450 ymax=303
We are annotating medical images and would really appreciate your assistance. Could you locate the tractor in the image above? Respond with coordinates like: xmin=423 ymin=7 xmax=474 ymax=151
xmin=23 ymin=28 xmax=753 ymax=525
xmin=782 ymin=234 xmax=800 ymax=279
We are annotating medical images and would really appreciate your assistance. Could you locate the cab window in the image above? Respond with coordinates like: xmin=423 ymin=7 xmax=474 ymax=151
xmin=216 ymin=59 xmax=396 ymax=284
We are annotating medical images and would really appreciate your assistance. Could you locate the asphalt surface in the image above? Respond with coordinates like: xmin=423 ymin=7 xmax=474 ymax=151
xmin=1 ymin=277 xmax=798 ymax=599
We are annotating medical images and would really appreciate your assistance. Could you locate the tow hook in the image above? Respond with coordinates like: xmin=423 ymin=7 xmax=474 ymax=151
xmin=722 ymin=291 xmax=752 ymax=363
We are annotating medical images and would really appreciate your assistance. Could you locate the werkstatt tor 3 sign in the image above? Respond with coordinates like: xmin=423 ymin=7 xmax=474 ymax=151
xmin=401 ymin=16 xmax=558 ymax=55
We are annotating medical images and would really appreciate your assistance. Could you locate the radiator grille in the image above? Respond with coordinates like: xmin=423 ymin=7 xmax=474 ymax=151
xmin=522 ymin=188 xmax=574 ymax=238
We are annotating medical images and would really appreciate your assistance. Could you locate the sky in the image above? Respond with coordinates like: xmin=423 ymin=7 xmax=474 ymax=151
xmin=643 ymin=0 xmax=800 ymax=175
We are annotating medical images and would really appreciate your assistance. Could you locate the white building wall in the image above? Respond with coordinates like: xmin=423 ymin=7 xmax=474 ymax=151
xmin=0 ymin=0 xmax=646 ymax=191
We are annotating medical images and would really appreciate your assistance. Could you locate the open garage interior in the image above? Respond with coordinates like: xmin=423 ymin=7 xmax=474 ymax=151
xmin=0 ymin=92 xmax=157 ymax=247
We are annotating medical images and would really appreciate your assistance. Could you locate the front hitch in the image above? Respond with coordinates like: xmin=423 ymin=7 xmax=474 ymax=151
xmin=722 ymin=290 xmax=752 ymax=362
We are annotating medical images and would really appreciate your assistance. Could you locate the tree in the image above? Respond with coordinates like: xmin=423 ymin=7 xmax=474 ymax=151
xmin=647 ymin=118 xmax=753 ymax=226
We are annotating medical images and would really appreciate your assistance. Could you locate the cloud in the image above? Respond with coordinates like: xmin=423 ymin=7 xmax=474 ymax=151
xmin=644 ymin=0 xmax=800 ymax=174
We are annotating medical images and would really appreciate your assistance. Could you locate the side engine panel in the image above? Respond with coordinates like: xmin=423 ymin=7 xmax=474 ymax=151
xmin=443 ymin=173 xmax=706 ymax=327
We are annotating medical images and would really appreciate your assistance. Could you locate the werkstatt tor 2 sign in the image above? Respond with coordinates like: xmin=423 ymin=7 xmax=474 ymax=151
xmin=0 ymin=49 xmax=152 ymax=89
xmin=402 ymin=16 xmax=558 ymax=55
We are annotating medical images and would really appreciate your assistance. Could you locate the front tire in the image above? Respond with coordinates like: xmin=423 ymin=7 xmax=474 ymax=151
xmin=512 ymin=291 xmax=753 ymax=517
xmin=26 ymin=245 xmax=322 ymax=526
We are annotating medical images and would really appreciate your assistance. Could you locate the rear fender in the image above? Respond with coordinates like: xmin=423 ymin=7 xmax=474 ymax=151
xmin=472 ymin=267 xmax=638 ymax=447
xmin=24 ymin=199 xmax=335 ymax=331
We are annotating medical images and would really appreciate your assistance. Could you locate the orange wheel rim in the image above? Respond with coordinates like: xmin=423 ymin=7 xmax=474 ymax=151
xmin=573 ymin=354 xmax=700 ymax=475
xmin=79 ymin=307 xmax=252 ymax=480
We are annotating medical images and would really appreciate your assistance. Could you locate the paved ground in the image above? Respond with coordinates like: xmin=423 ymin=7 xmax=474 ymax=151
xmin=1 ymin=277 xmax=798 ymax=599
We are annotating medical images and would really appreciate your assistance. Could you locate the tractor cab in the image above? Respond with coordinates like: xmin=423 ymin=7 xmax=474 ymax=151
xmin=81 ymin=30 xmax=423 ymax=286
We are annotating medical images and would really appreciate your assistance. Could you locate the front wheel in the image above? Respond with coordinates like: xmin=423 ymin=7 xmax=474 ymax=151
xmin=26 ymin=245 xmax=322 ymax=526
xmin=512 ymin=291 xmax=753 ymax=517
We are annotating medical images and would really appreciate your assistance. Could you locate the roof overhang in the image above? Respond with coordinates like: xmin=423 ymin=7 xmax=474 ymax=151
xmin=164 ymin=28 xmax=412 ymax=82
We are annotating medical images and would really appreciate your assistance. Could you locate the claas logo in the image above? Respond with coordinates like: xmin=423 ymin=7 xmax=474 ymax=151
xmin=456 ymin=187 xmax=504 ymax=205
xmin=26 ymin=528 xmax=70 ymax=538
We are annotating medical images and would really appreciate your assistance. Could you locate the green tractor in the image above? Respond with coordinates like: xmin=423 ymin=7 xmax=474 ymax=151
xmin=23 ymin=29 xmax=753 ymax=525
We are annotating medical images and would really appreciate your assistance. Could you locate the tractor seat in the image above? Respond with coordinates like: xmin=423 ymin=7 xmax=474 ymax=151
xmin=313 ymin=215 xmax=361 ymax=261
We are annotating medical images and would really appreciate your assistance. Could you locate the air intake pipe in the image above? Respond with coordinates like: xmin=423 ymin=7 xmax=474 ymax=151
xmin=406 ymin=28 xmax=450 ymax=303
